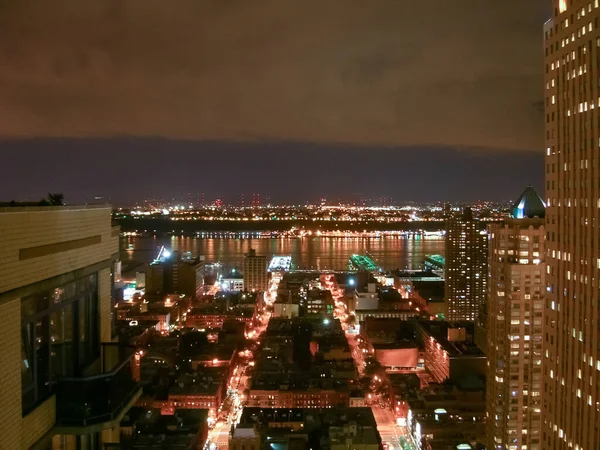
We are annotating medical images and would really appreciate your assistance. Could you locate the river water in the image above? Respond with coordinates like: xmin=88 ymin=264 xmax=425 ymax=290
xmin=121 ymin=235 xmax=445 ymax=273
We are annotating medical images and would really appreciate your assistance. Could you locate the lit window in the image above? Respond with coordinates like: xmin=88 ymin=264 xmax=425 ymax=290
xmin=559 ymin=0 xmax=567 ymax=12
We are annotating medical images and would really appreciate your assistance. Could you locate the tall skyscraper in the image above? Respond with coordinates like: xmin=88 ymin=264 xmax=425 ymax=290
xmin=486 ymin=187 xmax=546 ymax=450
xmin=543 ymin=2 xmax=600 ymax=448
xmin=445 ymin=207 xmax=488 ymax=321
xmin=243 ymin=248 xmax=268 ymax=292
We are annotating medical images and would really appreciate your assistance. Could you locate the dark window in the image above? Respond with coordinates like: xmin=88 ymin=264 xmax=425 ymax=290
xmin=21 ymin=274 xmax=99 ymax=414
xmin=50 ymin=303 xmax=74 ymax=379
xmin=21 ymin=325 xmax=35 ymax=408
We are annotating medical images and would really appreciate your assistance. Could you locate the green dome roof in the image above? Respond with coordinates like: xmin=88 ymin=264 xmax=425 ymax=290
xmin=511 ymin=186 xmax=545 ymax=219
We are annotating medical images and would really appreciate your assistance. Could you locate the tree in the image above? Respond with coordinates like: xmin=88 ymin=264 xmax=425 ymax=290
xmin=47 ymin=193 xmax=65 ymax=206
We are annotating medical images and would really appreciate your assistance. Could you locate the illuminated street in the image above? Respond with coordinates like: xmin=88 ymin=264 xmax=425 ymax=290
xmin=326 ymin=279 xmax=410 ymax=450
xmin=204 ymin=270 xmax=411 ymax=450
xmin=204 ymin=275 xmax=280 ymax=450
xmin=372 ymin=407 xmax=410 ymax=450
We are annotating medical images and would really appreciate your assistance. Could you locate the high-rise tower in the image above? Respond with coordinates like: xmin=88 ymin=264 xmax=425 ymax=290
xmin=243 ymin=249 xmax=268 ymax=292
xmin=543 ymin=2 xmax=600 ymax=448
xmin=444 ymin=207 xmax=488 ymax=322
xmin=486 ymin=187 xmax=546 ymax=450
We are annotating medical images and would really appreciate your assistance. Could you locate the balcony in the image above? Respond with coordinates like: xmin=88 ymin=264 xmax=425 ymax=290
xmin=54 ymin=344 xmax=142 ymax=429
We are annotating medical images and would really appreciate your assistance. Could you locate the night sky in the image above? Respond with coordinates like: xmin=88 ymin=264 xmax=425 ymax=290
xmin=0 ymin=1 xmax=549 ymax=204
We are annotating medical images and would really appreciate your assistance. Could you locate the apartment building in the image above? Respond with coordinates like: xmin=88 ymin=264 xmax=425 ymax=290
xmin=544 ymin=1 xmax=600 ymax=448
xmin=243 ymin=249 xmax=268 ymax=292
xmin=0 ymin=205 xmax=140 ymax=449
xmin=486 ymin=186 xmax=546 ymax=450
xmin=445 ymin=208 xmax=488 ymax=322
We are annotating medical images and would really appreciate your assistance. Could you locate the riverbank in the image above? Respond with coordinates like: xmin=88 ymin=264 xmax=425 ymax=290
xmin=115 ymin=217 xmax=446 ymax=233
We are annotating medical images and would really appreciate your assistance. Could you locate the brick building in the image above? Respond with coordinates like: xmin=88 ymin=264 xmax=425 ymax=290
xmin=0 ymin=205 xmax=140 ymax=449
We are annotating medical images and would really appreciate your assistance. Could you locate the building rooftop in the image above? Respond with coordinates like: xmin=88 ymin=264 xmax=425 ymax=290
xmin=232 ymin=423 xmax=258 ymax=439
xmin=425 ymin=254 xmax=445 ymax=266
xmin=116 ymin=320 xmax=159 ymax=343
xmin=394 ymin=270 xmax=443 ymax=281
xmin=371 ymin=340 xmax=418 ymax=350
xmin=169 ymin=367 xmax=227 ymax=395
xmin=189 ymin=304 xmax=227 ymax=315
xmin=221 ymin=270 xmax=243 ymax=280
xmin=250 ymin=371 xmax=354 ymax=392
xmin=330 ymin=423 xmax=379 ymax=446
xmin=412 ymin=280 xmax=445 ymax=302
xmin=388 ymin=372 xmax=421 ymax=389
xmin=120 ymin=408 xmax=207 ymax=450
xmin=405 ymin=383 xmax=485 ymax=412
xmin=240 ymin=407 xmax=378 ymax=428
xmin=416 ymin=321 xmax=483 ymax=358
xmin=268 ymin=255 xmax=293 ymax=272
xmin=0 ymin=203 xmax=110 ymax=212
xmin=461 ymin=207 xmax=474 ymax=221
xmin=349 ymin=254 xmax=380 ymax=272
xmin=511 ymin=185 xmax=546 ymax=219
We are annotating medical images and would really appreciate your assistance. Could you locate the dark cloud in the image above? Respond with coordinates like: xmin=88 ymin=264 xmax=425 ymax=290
xmin=0 ymin=0 xmax=549 ymax=150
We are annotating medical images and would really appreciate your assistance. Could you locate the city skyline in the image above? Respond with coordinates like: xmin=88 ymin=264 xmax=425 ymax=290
xmin=4 ymin=0 xmax=600 ymax=449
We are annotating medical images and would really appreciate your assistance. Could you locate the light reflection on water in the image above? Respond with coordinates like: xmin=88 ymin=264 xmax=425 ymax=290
xmin=121 ymin=236 xmax=444 ymax=272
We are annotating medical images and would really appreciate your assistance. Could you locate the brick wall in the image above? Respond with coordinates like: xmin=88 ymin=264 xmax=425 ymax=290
xmin=0 ymin=299 xmax=23 ymax=449
xmin=0 ymin=297 xmax=57 ymax=450
xmin=0 ymin=206 xmax=118 ymax=448
xmin=0 ymin=206 xmax=117 ymax=294
xmin=21 ymin=396 xmax=56 ymax=449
